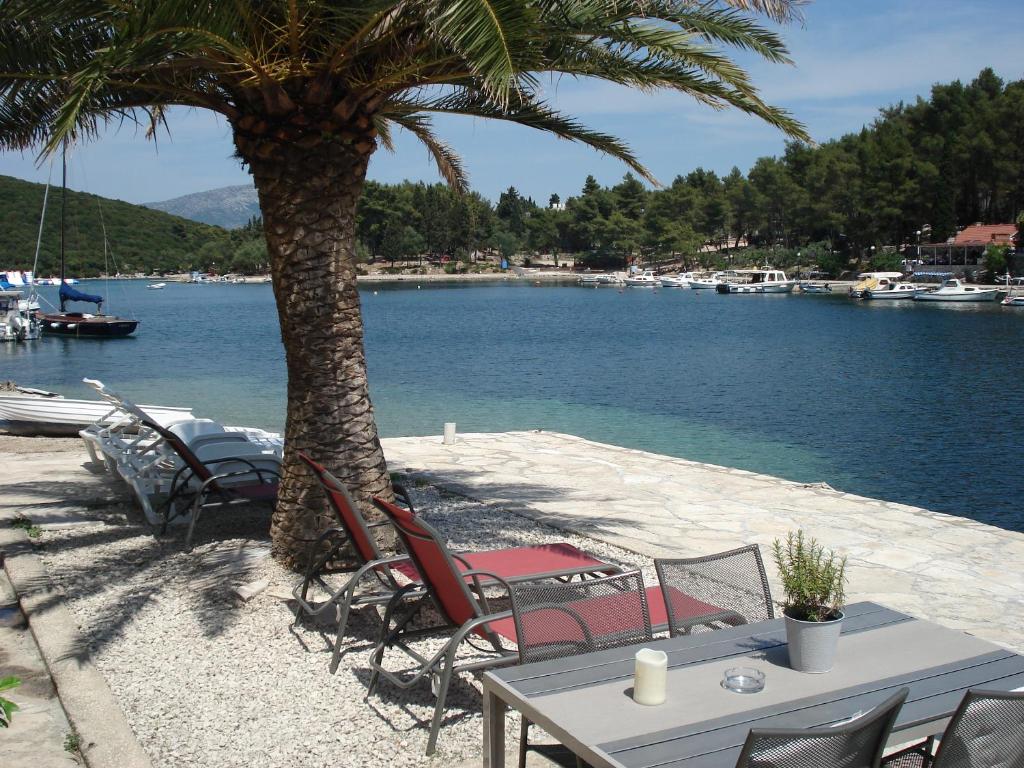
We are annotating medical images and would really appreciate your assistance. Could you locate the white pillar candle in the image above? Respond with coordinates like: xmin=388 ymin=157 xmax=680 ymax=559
xmin=443 ymin=422 xmax=457 ymax=445
xmin=633 ymin=648 xmax=668 ymax=706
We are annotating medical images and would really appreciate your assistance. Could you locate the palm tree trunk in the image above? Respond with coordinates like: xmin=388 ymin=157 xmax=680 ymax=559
xmin=245 ymin=139 xmax=393 ymax=569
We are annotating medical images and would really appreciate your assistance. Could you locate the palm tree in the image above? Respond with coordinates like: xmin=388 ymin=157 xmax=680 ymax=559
xmin=0 ymin=0 xmax=809 ymax=567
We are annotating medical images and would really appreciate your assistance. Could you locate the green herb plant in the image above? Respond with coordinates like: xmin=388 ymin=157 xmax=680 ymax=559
xmin=0 ymin=676 xmax=21 ymax=727
xmin=772 ymin=530 xmax=847 ymax=622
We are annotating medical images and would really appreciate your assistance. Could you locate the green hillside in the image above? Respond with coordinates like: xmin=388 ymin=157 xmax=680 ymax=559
xmin=0 ymin=174 xmax=262 ymax=276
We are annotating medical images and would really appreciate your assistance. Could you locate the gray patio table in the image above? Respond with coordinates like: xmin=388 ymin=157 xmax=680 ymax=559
xmin=481 ymin=601 xmax=1024 ymax=768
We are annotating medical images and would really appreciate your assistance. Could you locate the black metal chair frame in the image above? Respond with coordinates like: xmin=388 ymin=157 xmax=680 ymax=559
xmin=735 ymin=687 xmax=909 ymax=768
xmin=654 ymin=544 xmax=774 ymax=636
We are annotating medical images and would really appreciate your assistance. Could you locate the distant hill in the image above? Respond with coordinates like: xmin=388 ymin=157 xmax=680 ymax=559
xmin=145 ymin=184 xmax=260 ymax=229
xmin=0 ymin=174 xmax=238 ymax=276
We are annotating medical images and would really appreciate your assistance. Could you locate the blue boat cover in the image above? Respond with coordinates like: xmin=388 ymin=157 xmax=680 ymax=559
xmin=59 ymin=281 xmax=103 ymax=305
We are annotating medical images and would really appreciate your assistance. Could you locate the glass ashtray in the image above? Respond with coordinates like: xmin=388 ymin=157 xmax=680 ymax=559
xmin=721 ymin=667 xmax=765 ymax=694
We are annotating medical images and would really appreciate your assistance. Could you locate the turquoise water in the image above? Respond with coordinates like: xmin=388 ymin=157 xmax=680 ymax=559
xmin=5 ymin=279 xmax=1024 ymax=530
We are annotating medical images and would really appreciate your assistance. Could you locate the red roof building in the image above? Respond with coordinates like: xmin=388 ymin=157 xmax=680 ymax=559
xmin=952 ymin=224 xmax=1018 ymax=247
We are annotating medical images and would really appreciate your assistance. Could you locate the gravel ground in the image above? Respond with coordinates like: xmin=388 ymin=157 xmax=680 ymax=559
xmin=35 ymin=475 xmax=657 ymax=767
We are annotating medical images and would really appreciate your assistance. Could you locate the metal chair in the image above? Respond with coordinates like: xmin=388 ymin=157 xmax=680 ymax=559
xmin=655 ymin=544 xmax=774 ymax=636
xmin=735 ymin=688 xmax=908 ymax=768
xmin=294 ymin=453 xmax=623 ymax=672
xmin=882 ymin=689 xmax=1024 ymax=767
xmin=511 ymin=571 xmax=653 ymax=768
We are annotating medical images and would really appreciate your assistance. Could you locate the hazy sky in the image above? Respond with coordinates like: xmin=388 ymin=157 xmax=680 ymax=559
xmin=1 ymin=0 xmax=1021 ymax=206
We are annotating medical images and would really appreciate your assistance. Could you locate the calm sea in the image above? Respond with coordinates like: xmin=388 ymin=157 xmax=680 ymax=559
xmin=5 ymin=279 xmax=1024 ymax=530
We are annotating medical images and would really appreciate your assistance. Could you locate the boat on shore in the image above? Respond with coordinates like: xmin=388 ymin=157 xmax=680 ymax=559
xmin=716 ymin=268 xmax=796 ymax=294
xmin=0 ymin=388 xmax=194 ymax=436
xmin=913 ymin=278 xmax=999 ymax=303
xmin=863 ymin=282 xmax=921 ymax=300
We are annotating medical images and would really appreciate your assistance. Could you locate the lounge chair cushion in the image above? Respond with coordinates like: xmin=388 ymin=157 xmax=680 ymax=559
xmin=389 ymin=542 xmax=616 ymax=583
xmin=485 ymin=586 xmax=727 ymax=642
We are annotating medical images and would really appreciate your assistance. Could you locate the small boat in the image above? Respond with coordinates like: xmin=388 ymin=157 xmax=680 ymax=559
xmin=912 ymin=278 xmax=999 ymax=303
xmin=848 ymin=272 xmax=904 ymax=299
xmin=578 ymin=274 xmax=601 ymax=285
xmin=659 ymin=272 xmax=695 ymax=288
xmin=0 ymin=290 xmax=41 ymax=341
xmin=147 ymin=282 xmax=166 ymax=290
xmin=624 ymin=270 xmax=659 ymax=286
xmin=596 ymin=272 xmax=626 ymax=285
xmin=863 ymin=282 xmax=921 ymax=300
xmin=688 ymin=271 xmax=726 ymax=290
xmin=799 ymin=283 xmax=833 ymax=294
xmin=716 ymin=268 xmax=796 ymax=294
xmin=1002 ymin=294 xmax=1024 ymax=307
xmin=0 ymin=389 xmax=194 ymax=436
xmin=37 ymin=149 xmax=139 ymax=338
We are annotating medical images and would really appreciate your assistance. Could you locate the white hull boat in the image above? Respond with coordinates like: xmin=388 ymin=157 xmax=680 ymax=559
xmin=578 ymin=274 xmax=600 ymax=285
xmin=0 ymin=391 xmax=194 ymax=436
xmin=799 ymin=283 xmax=833 ymax=294
xmin=863 ymin=283 xmax=921 ymax=300
xmin=147 ymin=282 xmax=167 ymax=290
xmin=849 ymin=272 xmax=904 ymax=299
xmin=625 ymin=270 xmax=659 ymax=286
xmin=913 ymin=279 xmax=999 ymax=302
xmin=688 ymin=272 xmax=725 ymax=289
xmin=1002 ymin=295 xmax=1024 ymax=307
xmin=0 ymin=291 xmax=42 ymax=341
xmin=716 ymin=268 xmax=796 ymax=294
xmin=660 ymin=273 xmax=694 ymax=288
xmin=596 ymin=272 xmax=626 ymax=285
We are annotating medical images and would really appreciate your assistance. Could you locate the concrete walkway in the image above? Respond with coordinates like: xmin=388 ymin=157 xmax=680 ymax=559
xmin=382 ymin=431 xmax=1024 ymax=652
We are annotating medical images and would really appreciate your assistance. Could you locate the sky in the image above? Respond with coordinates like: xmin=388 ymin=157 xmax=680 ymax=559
xmin=1 ymin=0 xmax=1022 ymax=206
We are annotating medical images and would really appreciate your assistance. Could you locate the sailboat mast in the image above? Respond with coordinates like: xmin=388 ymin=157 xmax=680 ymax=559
xmin=60 ymin=146 xmax=66 ymax=286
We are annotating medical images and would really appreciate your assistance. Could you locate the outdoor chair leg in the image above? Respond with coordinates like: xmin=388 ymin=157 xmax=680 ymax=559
xmin=519 ymin=718 xmax=530 ymax=768
xmin=366 ymin=585 xmax=419 ymax=692
xmin=328 ymin=581 xmax=360 ymax=674
xmin=184 ymin=495 xmax=205 ymax=550
xmin=425 ymin=644 xmax=460 ymax=756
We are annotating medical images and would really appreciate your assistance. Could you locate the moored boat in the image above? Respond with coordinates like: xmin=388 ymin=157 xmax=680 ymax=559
xmin=659 ymin=272 xmax=695 ymax=288
xmin=624 ymin=269 xmax=659 ymax=286
xmin=863 ymin=282 xmax=921 ymax=300
xmin=716 ymin=267 xmax=796 ymax=294
xmin=578 ymin=274 xmax=600 ymax=285
xmin=849 ymin=272 xmax=904 ymax=299
xmin=799 ymin=283 xmax=833 ymax=294
xmin=912 ymin=278 xmax=999 ymax=302
xmin=0 ymin=290 xmax=41 ymax=341
xmin=687 ymin=271 xmax=726 ymax=289
xmin=147 ymin=282 xmax=167 ymax=290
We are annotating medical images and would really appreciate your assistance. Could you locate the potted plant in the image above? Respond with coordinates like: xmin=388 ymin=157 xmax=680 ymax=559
xmin=772 ymin=530 xmax=848 ymax=673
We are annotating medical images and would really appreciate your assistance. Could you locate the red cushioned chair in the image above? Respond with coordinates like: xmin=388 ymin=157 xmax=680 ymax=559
xmin=147 ymin=419 xmax=279 ymax=549
xmin=365 ymin=497 xmax=727 ymax=755
xmin=294 ymin=453 xmax=623 ymax=673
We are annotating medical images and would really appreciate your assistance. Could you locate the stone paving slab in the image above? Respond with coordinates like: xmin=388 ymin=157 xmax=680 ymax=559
xmin=381 ymin=431 xmax=1024 ymax=653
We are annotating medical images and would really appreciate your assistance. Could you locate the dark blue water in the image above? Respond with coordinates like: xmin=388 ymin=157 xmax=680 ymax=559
xmin=4 ymin=280 xmax=1023 ymax=530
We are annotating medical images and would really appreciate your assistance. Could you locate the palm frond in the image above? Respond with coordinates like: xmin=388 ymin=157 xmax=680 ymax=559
xmin=387 ymin=112 xmax=468 ymax=192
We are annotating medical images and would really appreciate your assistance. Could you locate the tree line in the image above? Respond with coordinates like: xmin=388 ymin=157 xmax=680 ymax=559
xmin=356 ymin=68 xmax=1024 ymax=275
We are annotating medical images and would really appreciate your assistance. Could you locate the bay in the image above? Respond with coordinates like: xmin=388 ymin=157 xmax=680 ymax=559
xmin=4 ymin=279 xmax=1023 ymax=531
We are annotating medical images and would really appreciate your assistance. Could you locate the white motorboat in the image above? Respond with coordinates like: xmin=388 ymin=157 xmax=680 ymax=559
xmin=0 ymin=390 xmax=195 ymax=436
xmin=1002 ymin=294 xmax=1024 ymax=307
xmin=659 ymin=272 xmax=695 ymax=288
xmin=688 ymin=271 xmax=727 ymax=289
xmin=799 ymin=283 xmax=833 ymax=294
xmin=596 ymin=272 xmax=626 ymax=285
xmin=848 ymin=272 xmax=904 ymax=298
xmin=912 ymin=278 xmax=1000 ymax=302
xmin=625 ymin=270 xmax=659 ymax=286
xmin=863 ymin=282 xmax=922 ymax=300
xmin=716 ymin=268 xmax=796 ymax=294
xmin=147 ymin=282 xmax=167 ymax=290
xmin=578 ymin=274 xmax=601 ymax=285
xmin=0 ymin=290 xmax=42 ymax=341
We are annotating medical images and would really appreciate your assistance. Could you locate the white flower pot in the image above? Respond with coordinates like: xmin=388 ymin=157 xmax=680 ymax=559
xmin=784 ymin=610 xmax=844 ymax=673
